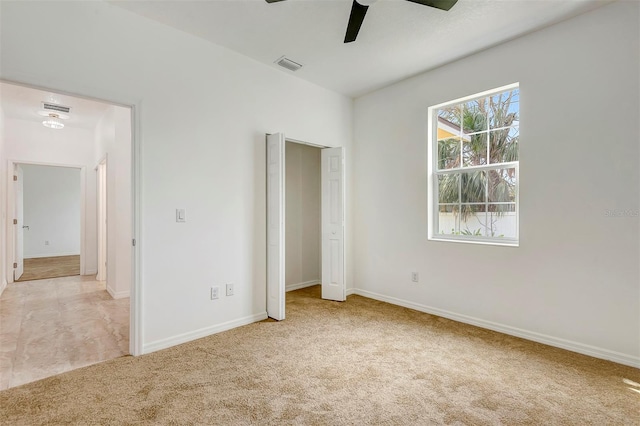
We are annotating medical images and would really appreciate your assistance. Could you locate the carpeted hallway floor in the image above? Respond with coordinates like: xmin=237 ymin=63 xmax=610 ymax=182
xmin=1 ymin=285 xmax=638 ymax=425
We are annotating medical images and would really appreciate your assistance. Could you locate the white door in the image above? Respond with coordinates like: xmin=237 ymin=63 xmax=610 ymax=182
xmin=14 ymin=165 xmax=24 ymax=281
xmin=96 ymin=161 xmax=107 ymax=281
xmin=321 ymin=147 xmax=345 ymax=301
xmin=266 ymin=133 xmax=285 ymax=320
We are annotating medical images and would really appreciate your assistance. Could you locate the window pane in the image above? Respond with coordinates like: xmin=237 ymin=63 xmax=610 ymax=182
xmin=438 ymin=204 xmax=457 ymax=213
xmin=487 ymin=204 xmax=517 ymax=238
xmin=488 ymin=203 xmax=516 ymax=213
xmin=462 ymin=97 xmax=488 ymax=135
xmin=488 ymin=126 xmax=518 ymax=163
xmin=489 ymin=89 xmax=519 ymax=129
xmin=438 ymin=173 xmax=459 ymax=204
xmin=437 ymin=207 xmax=459 ymax=235
xmin=460 ymin=171 xmax=486 ymax=203
xmin=487 ymin=168 xmax=516 ymax=202
xmin=437 ymin=138 xmax=460 ymax=170
xmin=459 ymin=205 xmax=486 ymax=237
xmin=437 ymin=106 xmax=461 ymax=130
xmin=463 ymin=132 xmax=487 ymax=167
xmin=461 ymin=204 xmax=486 ymax=213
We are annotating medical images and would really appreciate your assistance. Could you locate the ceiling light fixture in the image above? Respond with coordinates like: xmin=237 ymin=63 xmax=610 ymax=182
xmin=42 ymin=113 xmax=64 ymax=130
xmin=38 ymin=110 xmax=70 ymax=120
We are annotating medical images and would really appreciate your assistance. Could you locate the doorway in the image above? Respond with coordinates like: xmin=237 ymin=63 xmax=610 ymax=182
xmin=0 ymin=80 xmax=136 ymax=389
xmin=13 ymin=163 xmax=82 ymax=282
xmin=285 ymin=142 xmax=321 ymax=293
xmin=266 ymin=133 xmax=346 ymax=321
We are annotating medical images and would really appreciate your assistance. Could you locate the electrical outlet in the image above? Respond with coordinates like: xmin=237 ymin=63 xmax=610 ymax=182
xmin=211 ymin=286 xmax=219 ymax=300
xmin=226 ymin=283 xmax=234 ymax=296
xmin=411 ymin=272 xmax=419 ymax=283
xmin=44 ymin=241 xmax=50 ymax=246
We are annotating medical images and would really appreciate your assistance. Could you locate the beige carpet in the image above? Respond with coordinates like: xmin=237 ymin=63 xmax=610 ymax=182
xmin=16 ymin=255 xmax=80 ymax=282
xmin=1 ymin=285 xmax=638 ymax=425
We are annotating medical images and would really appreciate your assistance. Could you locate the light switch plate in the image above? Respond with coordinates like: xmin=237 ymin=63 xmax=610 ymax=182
xmin=176 ymin=209 xmax=186 ymax=223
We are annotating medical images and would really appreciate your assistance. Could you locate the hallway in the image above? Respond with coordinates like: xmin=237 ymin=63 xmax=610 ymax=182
xmin=0 ymin=275 xmax=129 ymax=390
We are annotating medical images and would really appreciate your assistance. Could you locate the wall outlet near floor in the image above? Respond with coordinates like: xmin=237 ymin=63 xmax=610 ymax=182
xmin=211 ymin=286 xmax=219 ymax=300
xmin=44 ymin=240 xmax=50 ymax=246
xmin=411 ymin=272 xmax=419 ymax=283
xmin=226 ymin=283 xmax=234 ymax=296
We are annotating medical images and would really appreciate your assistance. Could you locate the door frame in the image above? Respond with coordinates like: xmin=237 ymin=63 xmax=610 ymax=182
xmin=266 ymin=134 xmax=346 ymax=320
xmin=13 ymin=164 xmax=24 ymax=281
xmin=7 ymin=160 xmax=87 ymax=280
xmin=1 ymin=78 xmax=142 ymax=356
xmin=96 ymin=156 xmax=108 ymax=282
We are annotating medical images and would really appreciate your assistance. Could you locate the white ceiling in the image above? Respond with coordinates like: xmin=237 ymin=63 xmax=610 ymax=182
xmin=110 ymin=0 xmax=612 ymax=98
xmin=0 ymin=82 xmax=112 ymax=130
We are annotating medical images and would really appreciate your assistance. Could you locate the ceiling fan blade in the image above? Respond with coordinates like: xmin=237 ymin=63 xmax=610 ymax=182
xmin=265 ymin=0 xmax=287 ymax=3
xmin=405 ymin=0 xmax=458 ymax=11
xmin=344 ymin=0 xmax=369 ymax=43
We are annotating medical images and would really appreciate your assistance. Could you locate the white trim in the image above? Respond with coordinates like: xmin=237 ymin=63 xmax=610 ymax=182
xmin=284 ymin=137 xmax=331 ymax=149
xmin=286 ymin=280 xmax=319 ymax=292
xmin=130 ymin=103 xmax=142 ymax=357
xmin=352 ymin=288 xmax=640 ymax=369
xmin=430 ymin=82 xmax=520 ymax=110
xmin=94 ymin=154 xmax=108 ymax=171
xmin=345 ymin=287 xmax=356 ymax=296
xmin=0 ymin=279 xmax=6 ymax=296
xmin=96 ymin=158 xmax=107 ymax=282
xmin=25 ymin=252 xmax=80 ymax=259
xmin=429 ymin=236 xmax=519 ymax=247
xmin=80 ymin=167 xmax=86 ymax=275
xmin=84 ymin=269 xmax=97 ymax=275
xmin=435 ymin=161 xmax=519 ymax=175
xmin=106 ymin=285 xmax=129 ymax=299
xmin=143 ymin=312 xmax=268 ymax=355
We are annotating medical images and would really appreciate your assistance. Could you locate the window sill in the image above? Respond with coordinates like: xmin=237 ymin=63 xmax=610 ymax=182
xmin=429 ymin=236 xmax=519 ymax=247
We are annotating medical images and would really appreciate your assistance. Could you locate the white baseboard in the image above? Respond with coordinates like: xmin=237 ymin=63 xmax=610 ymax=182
xmin=25 ymin=252 xmax=80 ymax=259
xmin=143 ymin=312 xmax=268 ymax=354
xmin=352 ymin=288 xmax=640 ymax=369
xmin=106 ymin=285 xmax=130 ymax=299
xmin=346 ymin=287 xmax=356 ymax=296
xmin=286 ymin=280 xmax=320 ymax=292
xmin=0 ymin=279 xmax=6 ymax=296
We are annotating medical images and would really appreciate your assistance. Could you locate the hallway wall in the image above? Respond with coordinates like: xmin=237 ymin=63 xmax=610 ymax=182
xmin=22 ymin=165 xmax=81 ymax=258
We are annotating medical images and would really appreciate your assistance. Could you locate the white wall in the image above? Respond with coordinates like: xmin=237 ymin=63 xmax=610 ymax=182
xmin=22 ymin=165 xmax=81 ymax=258
xmin=3 ymin=118 xmax=97 ymax=277
xmin=285 ymin=142 xmax=320 ymax=290
xmin=94 ymin=106 xmax=132 ymax=299
xmin=352 ymin=1 xmax=639 ymax=366
xmin=0 ymin=1 xmax=353 ymax=352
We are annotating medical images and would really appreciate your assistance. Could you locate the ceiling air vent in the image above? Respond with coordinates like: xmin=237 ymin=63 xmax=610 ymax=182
xmin=42 ymin=102 xmax=71 ymax=114
xmin=275 ymin=56 xmax=303 ymax=72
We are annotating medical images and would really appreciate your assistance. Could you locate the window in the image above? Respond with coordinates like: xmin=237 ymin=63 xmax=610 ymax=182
xmin=428 ymin=84 xmax=519 ymax=245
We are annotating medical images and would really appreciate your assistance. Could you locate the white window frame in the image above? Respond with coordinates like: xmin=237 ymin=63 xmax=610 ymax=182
xmin=427 ymin=83 xmax=520 ymax=247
